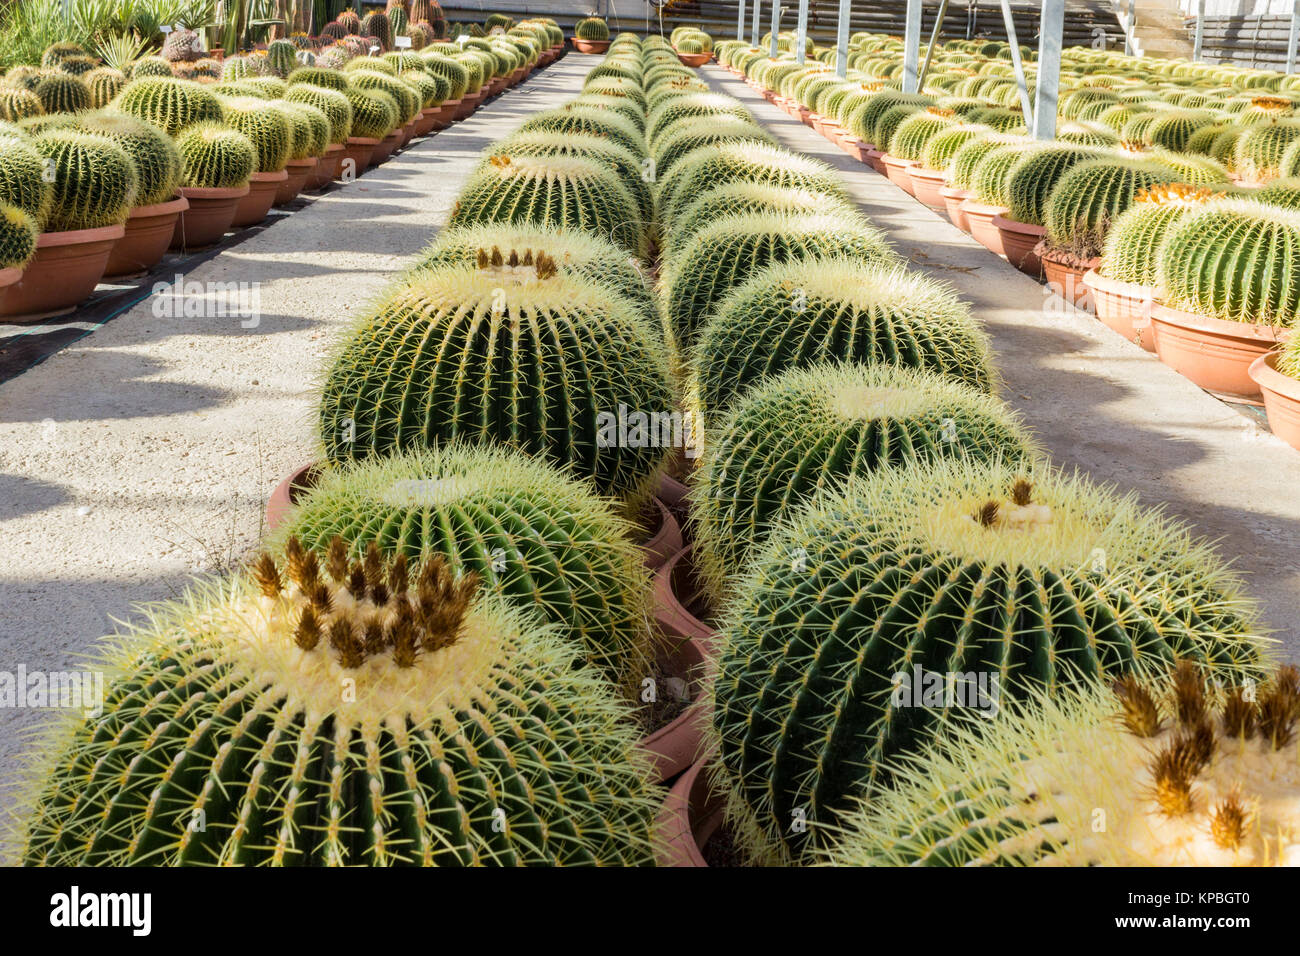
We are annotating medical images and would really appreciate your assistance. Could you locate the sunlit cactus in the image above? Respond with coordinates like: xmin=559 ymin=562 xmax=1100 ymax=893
xmin=1100 ymin=184 xmax=1219 ymax=286
xmin=1043 ymin=157 xmax=1180 ymax=258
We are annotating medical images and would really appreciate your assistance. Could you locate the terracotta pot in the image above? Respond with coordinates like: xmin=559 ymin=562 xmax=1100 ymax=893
xmin=676 ymin=51 xmax=710 ymax=67
xmin=340 ymin=136 xmax=380 ymax=179
xmin=274 ymin=158 xmax=315 ymax=206
xmin=940 ymin=185 xmax=972 ymax=231
xmin=992 ymin=214 xmax=1045 ymax=277
xmin=1082 ymin=269 xmax=1156 ymax=352
xmin=0 ymin=265 xmax=21 ymax=311
xmin=961 ymin=200 xmax=1009 ymax=257
xmin=370 ymin=131 xmax=402 ymax=166
xmin=1036 ymin=242 xmax=1100 ymax=311
xmin=881 ymin=154 xmax=917 ymax=195
xmin=820 ymin=118 xmax=843 ymax=144
xmin=641 ymin=496 xmax=684 ymax=571
xmin=488 ymin=76 xmax=507 ymax=96
xmin=415 ymin=107 xmax=439 ymax=137
xmin=0 ymin=224 xmax=124 ymax=321
xmin=170 ymin=184 xmax=248 ymax=250
xmin=453 ymin=92 xmax=478 ymax=121
xmin=398 ymin=118 xmax=417 ymax=146
xmin=307 ymin=144 xmax=344 ymax=189
xmin=571 ymin=38 xmax=610 ymax=54
xmin=797 ymin=105 xmax=815 ymax=127
xmin=653 ymin=545 xmax=716 ymax=647
xmin=636 ymin=635 xmax=710 ymax=784
xmin=907 ymin=166 xmax=947 ymax=212
xmin=841 ymin=136 xmax=872 ymax=162
xmin=231 ymin=169 xmax=288 ymax=228
xmin=655 ymin=754 xmax=726 ymax=867
xmin=509 ymin=65 xmax=527 ymax=85
xmin=265 ymin=462 xmax=319 ymax=530
xmin=864 ymin=148 xmax=887 ymax=174
xmin=1250 ymin=352 xmax=1300 ymax=450
xmin=104 ymin=195 xmax=189 ymax=278
xmin=436 ymin=98 xmax=462 ymax=127
xmin=656 ymin=472 xmax=689 ymax=511
xmin=1147 ymin=303 xmax=1290 ymax=404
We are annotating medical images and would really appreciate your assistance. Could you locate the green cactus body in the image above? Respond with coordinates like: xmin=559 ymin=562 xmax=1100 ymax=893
xmin=219 ymin=97 xmax=292 ymax=173
xmin=82 ymin=68 xmax=127 ymax=109
xmin=575 ymin=18 xmax=610 ymax=41
xmin=362 ymin=10 xmax=393 ymax=49
xmin=41 ymin=41 xmax=87 ymax=68
xmin=1256 ymin=175 xmax=1300 ymax=210
xmin=888 ymin=108 xmax=956 ymax=161
xmin=1096 ymin=103 xmax=1144 ymax=133
xmin=76 ymin=111 xmax=182 ymax=207
xmin=694 ymin=363 xmax=1034 ymax=593
xmin=1234 ymin=118 xmax=1300 ymax=182
xmin=1146 ymin=146 xmax=1231 ymax=185
xmin=18 ymin=544 xmax=658 ymax=866
xmin=343 ymin=87 xmax=398 ymax=139
xmin=111 ymin=77 xmax=224 ymax=136
xmin=1004 ymin=144 xmax=1099 ymax=226
xmin=516 ymin=106 xmax=645 ymax=158
xmin=1043 ymin=157 xmax=1180 ymax=258
xmin=489 ymin=131 xmax=654 ymax=234
xmin=692 ymin=257 xmax=995 ymax=420
xmin=917 ymin=123 xmax=988 ymax=171
xmin=285 ymin=85 xmax=353 ymax=144
xmin=1158 ymin=199 xmax=1300 ymax=326
xmin=420 ymin=54 xmax=470 ymax=100
xmin=287 ymin=67 xmax=349 ymax=92
xmin=34 ymin=73 xmax=91 ymax=114
xmin=1099 ymin=185 xmax=1216 ymax=286
xmin=822 ymin=664 xmax=1300 ymax=866
xmin=0 ymin=131 xmax=54 ymax=227
xmin=414 ymin=222 xmax=657 ymax=331
xmin=349 ymin=71 xmax=420 ymax=125
xmin=657 ymin=141 xmax=848 ymax=224
xmin=275 ymin=445 xmax=650 ymax=683
xmin=1056 ymin=121 xmax=1119 ymax=148
xmin=664 ymin=211 xmax=895 ymax=350
xmin=32 ymin=130 xmax=136 ymax=231
xmin=946 ymin=133 xmax=1018 ymax=190
xmin=970 ymin=142 xmax=1037 ymax=206
xmin=712 ymin=458 xmax=1267 ymax=864
xmin=650 ymin=116 xmax=774 ymax=178
xmin=175 ymin=123 xmax=257 ymax=189
xmin=667 ymin=183 xmax=857 ymax=259
xmin=318 ymin=260 xmax=673 ymax=502
xmin=1144 ymin=110 xmax=1214 ymax=151
xmin=0 ymin=87 xmax=45 ymax=123
xmin=969 ymin=106 xmax=1026 ymax=133
xmin=0 ymin=201 xmax=39 ymax=269
xmin=844 ymin=90 xmax=930 ymax=144
xmin=573 ymin=93 xmax=647 ymax=133
xmin=449 ymin=153 xmax=647 ymax=258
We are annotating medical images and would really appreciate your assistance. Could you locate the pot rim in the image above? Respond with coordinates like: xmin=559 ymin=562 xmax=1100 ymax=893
xmin=35 ymin=223 xmax=127 ymax=248
xmin=127 ymin=194 xmax=190 ymax=218
xmin=1081 ymin=268 xmax=1152 ymax=299
xmin=285 ymin=156 xmax=317 ymax=170
xmin=959 ymin=198 xmax=1010 ymax=216
xmin=991 ymin=213 xmax=1045 ymax=235
xmin=909 ymin=165 xmax=947 ymax=181
xmin=939 ymin=184 xmax=970 ymax=198
xmin=345 ymin=135 xmax=383 ymax=146
xmin=1149 ymin=301 xmax=1292 ymax=344
xmin=0 ymin=265 xmax=22 ymax=286
xmin=250 ymin=169 xmax=290 ymax=183
xmin=178 ymin=184 xmax=251 ymax=200
xmin=1249 ymin=350 xmax=1299 ymax=396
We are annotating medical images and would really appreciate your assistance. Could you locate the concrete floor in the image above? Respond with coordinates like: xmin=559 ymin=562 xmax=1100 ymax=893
xmin=700 ymin=65 xmax=1300 ymax=660
xmin=0 ymin=54 xmax=599 ymax=826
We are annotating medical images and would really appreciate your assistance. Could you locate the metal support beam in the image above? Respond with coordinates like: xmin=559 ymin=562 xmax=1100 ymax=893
xmin=752 ymin=0 xmax=763 ymax=49
xmin=1194 ymin=0 xmax=1206 ymax=61
xmin=1288 ymin=0 xmax=1300 ymax=73
xmin=1033 ymin=0 xmax=1064 ymax=141
xmin=916 ymin=0 xmax=952 ymax=93
xmin=796 ymin=0 xmax=810 ymax=64
xmin=1125 ymin=0 xmax=1135 ymax=55
xmin=738 ymin=0 xmax=747 ymax=42
xmin=834 ymin=0 xmax=851 ymax=78
xmin=769 ymin=0 xmax=782 ymax=57
xmin=902 ymin=0 xmax=923 ymax=93
xmin=999 ymin=0 xmax=1034 ymax=130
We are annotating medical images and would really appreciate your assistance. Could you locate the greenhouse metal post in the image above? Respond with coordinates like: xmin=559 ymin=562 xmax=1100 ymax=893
xmin=1033 ymin=0 xmax=1064 ymax=140
xmin=769 ymin=0 xmax=782 ymax=57
xmin=999 ymin=0 xmax=1035 ymax=129
xmin=1194 ymin=0 xmax=1206 ymax=61
xmin=753 ymin=0 xmax=762 ymax=48
xmin=1288 ymin=0 xmax=1300 ymax=73
xmin=738 ymin=0 xmax=747 ymax=41
xmin=902 ymin=0 xmax=923 ymax=92
xmin=796 ymin=0 xmax=810 ymax=64
xmin=835 ymin=0 xmax=851 ymax=77
xmin=916 ymin=0 xmax=952 ymax=92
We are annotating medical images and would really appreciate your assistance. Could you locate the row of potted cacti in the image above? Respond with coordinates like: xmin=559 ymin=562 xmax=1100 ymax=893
xmin=714 ymin=31 xmax=1300 ymax=451
xmin=0 ymin=28 xmax=566 ymax=322
xmin=634 ymin=40 xmax=1296 ymax=865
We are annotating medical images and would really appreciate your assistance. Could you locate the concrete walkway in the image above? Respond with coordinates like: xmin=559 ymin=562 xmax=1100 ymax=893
xmin=701 ymin=65 xmax=1300 ymax=660
xmin=0 ymin=54 xmax=599 ymax=817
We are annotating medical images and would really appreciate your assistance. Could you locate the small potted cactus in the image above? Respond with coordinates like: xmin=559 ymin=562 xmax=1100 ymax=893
xmin=0 ymin=130 xmax=135 ymax=321
xmin=1148 ymin=199 xmax=1299 ymax=402
xmin=1249 ymin=335 xmax=1300 ymax=452
xmin=170 ymin=122 xmax=256 ymax=250
xmin=572 ymin=17 xmax=611 ymax=55
xmin=993 ymin=144 xmax=1097 ymax=278
xmin=271 ymin=101 xmax=328 ymax=204
xmin=222 ymin=97 xmax=292 ymax=227
xmin=284 ymin=83 xmax=353 ymax=189
xmin=959 ymin=141 xmax=1028 ymax=257
xmin=77 ymin=112 xmax=187 ymax=279
xmin=340 ymin=86 xmax=397 ymax=174
xmin=1083 ymin=183 xmax=1217 ymax=352
xmin=674 ymin=34 xmax=712 ymax=68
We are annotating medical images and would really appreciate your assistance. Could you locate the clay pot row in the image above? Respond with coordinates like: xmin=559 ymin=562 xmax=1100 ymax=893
xmin=0 ymin=52 xmax=562 ymax=324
